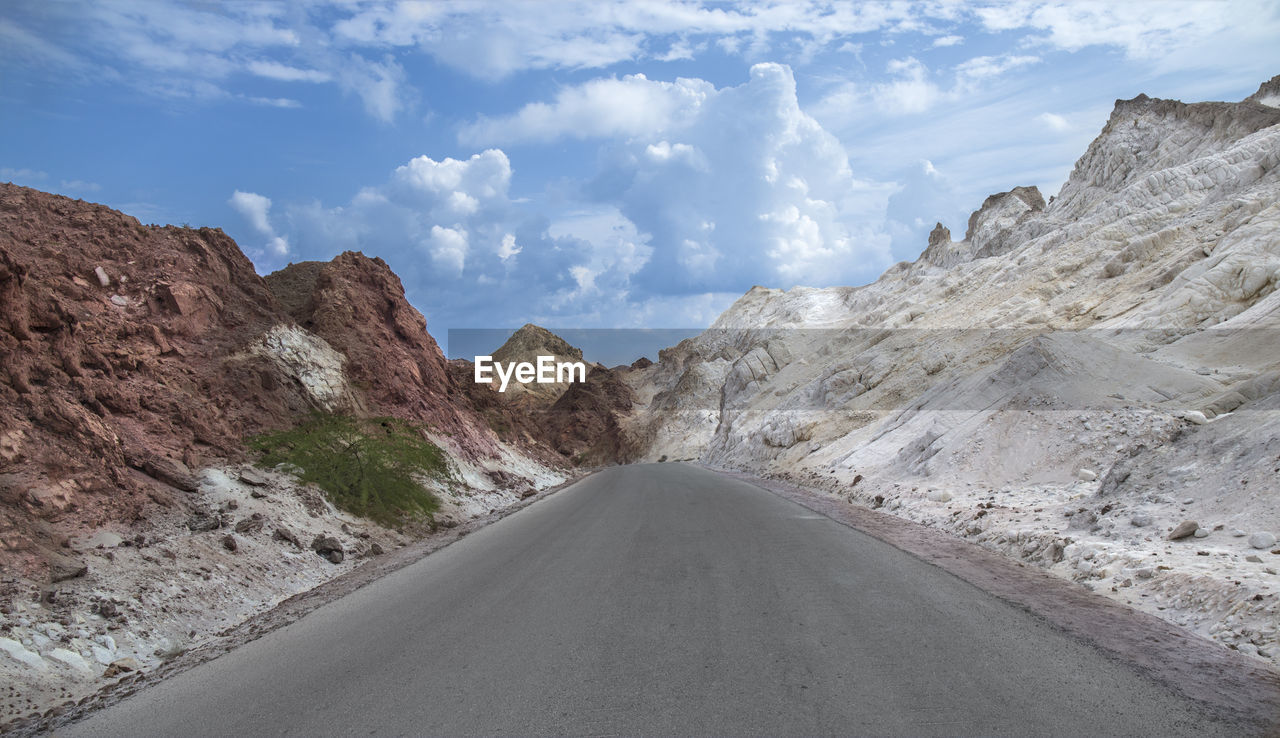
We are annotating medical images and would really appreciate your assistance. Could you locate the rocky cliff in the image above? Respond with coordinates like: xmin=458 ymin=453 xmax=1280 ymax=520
xmin=619 ymin=77 xmax=1280 ymax=664
xmin=0 ymin=184 xmax=571 ymax=725
xmin=486 ymin=323 xmax=590 ymax=411
xmin=0 ymin=183 xmax=566 ymax=579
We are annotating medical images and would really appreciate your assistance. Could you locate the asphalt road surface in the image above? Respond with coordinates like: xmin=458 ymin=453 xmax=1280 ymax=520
xmin=63 ymin=463 xmax=1231 ymax=736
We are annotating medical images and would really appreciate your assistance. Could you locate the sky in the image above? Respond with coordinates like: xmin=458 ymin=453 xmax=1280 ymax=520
xmin=2 ymin=1 xmax=1278 ymax=362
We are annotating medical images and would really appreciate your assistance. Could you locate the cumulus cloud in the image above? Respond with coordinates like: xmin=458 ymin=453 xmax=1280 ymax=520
xmin=229 ymin=190 xmax=289 ymax=258
xmin=282 ymin=148 xmax=549 ymax=290
xmin=256 ymin=63 xmax=893 ymax=338
xmin=874 ymin=57 xmax=943 ymax=115
xmin=883 ymin=159 xmax=968 ymax=259
xmin=498 ymin=233 xmax=521 ymax=261
xmin=428 ymin=225 xmax=468 ymax=274
xmin=568 ymin=63 xmax=893 ymax=291
xmin=932 ymin=34 xmax=963 ymax=47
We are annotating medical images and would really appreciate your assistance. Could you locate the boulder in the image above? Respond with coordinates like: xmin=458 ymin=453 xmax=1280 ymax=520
xmin=311 ymin=534 xmax=344 ymax=564
xmin=238 ymin=467 xmax=269 ymax=486
xmin=1249 ymin=532 xmax=1277 ymax=550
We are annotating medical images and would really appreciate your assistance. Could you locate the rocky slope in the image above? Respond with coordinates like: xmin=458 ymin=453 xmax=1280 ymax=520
xmin=486 ymin=323 xmax=590 ymax=411
xmin=0 ymin=184 xmax=567 ymax=725
xmin=449 ymin=324 xmax=634 ymax=466
xmin=620 ymin=76 xmax=1280 ymax=665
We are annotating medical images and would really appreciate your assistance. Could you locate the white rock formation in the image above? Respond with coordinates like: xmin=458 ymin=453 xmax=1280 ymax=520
xmin=247 ymin=324 xmax=360 ymax=412
xmin=623 ymin=76 xmax=1280 ymax=663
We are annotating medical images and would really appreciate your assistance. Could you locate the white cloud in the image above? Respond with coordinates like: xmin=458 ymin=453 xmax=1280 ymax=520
xmin=460 ymin=74 xmax=714 ymax=146
xmin=229 ymin=190 xmax=289 ymax=259
xmin=975 ymin=2 xmax=1223 ymax=60
xmin=335 ymin=54 xmax=406 ymax=123
xmin=955 ymin=54 xmax=1040 ymax=86
xmin=1036 ymin=112 xmax=1071 ymax=132
xmin=569 ymin=265 xmax=597 ymax=293
xmin=6 ymin=0 xmax=1277 ymax=130
xmin=329 ymin=1 xmax=922 ymax=79
xmin=392 ymin=149 xmax=512 ymax=205
xmin=874 ymin=57 xmax=943 ymax=114
xmin=568 ymin=63 xmax=893 ymax=290
xmin=245 ymin=95 xmax=302 ymax=108
xmin=229 ymin=190 xmax=273 ymax=234
xmin=1 ymin=167 xmax=48 ymax=182
xmin=815 ymin=53 xmax=1046 ymax=120
xmin=246 ymin=60 xmax=331 ymax=83
xmin=428 ymin=225 xmax=469 ymax=274
xmin=498 ymin=233 xmax=521 ymax=261
xmin=282 ymin=148 xmax=525 ymax=281
xmin=59 ymin=179 xmax=101 ymax=193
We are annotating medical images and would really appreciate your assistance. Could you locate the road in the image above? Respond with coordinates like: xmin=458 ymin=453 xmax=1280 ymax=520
xmin=63 ymin=463 xmax=1231 ymax=736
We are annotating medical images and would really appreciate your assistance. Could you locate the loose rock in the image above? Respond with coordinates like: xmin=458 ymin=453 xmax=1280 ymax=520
xmin=1168 ymin=520 xmax=1199 ymax=540
xmin=233 ymin=514 xmax=264 ymax=534
xmin=238 ymin=468 xmax=269 ymax=486
xmin=102 ymin=657 xmax=139 ymax=679
xmin=273 ymin=526 xmax=302 ymax=549
xmin=185 ymin=509 xmax=222 ymax=532
xmin=48 ymin=647 xmax=92 ymax=674
xmin=311 ymin=535 xmax=344 ymax=564
xmin=1248 ymin=532 xmax=1276 ymax=550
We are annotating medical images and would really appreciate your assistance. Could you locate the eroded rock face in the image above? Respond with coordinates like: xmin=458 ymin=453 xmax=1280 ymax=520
xmin=0 ymin=186 xmax=568 ymax=582
xmin=539 ymin=366 xmax=635 ymax=465
xmin=0 ymin=183 xmax=291 ymax=579
xmin=265 ymin=254 xmax=500 ymax=460
xmin=617 ymin=77 xmax=1280 ymax=664
xmin=1245 ymin=74 xmax=1280 ymax=108
xmin=487 ymin=323 xmax=590 ymax=411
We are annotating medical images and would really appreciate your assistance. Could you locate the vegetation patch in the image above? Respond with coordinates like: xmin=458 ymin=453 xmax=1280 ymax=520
xmin=249 ymin=413 xmax=447 ymax=527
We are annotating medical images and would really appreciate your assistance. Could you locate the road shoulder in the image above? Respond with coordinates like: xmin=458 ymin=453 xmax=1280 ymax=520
xmin=706 ymin=463 xmax=1280 ymax=735
xmin=4 ymin=471 xmax=595 ymax=738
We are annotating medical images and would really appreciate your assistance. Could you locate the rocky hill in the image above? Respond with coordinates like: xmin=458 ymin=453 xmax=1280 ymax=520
xmin=617 ymin=75 xmax=1280 ymax=664
xmin=486 ymin=323 xmax=590 ymax=411
xmin=0 ymin=184 xmax=569 ymax=724
xmin=3 ymin=73 xmax=1278 ymax=725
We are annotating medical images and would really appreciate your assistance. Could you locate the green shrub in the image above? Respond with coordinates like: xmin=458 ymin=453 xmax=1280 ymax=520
xmin=249 ymin=413 xmax=447 ymax=527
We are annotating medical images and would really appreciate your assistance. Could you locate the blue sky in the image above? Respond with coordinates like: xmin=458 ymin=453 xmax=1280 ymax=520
xmin=3 ymin=1 xmax=1278 ymax=361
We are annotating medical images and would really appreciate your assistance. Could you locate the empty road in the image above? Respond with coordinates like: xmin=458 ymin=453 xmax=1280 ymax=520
xmin=63 ymin=463 xmax=1233 ymax=736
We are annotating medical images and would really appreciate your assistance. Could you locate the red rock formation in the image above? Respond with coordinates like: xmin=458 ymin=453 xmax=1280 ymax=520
xmin=0 ymin=184 xmax=306 ymax=579
xmin=538 ymin=366 xmax=635 ymax=465
xmin=266 ymin=254 xmax=513 ymax=460
xmin=0 ymin=184 xmax=569 ymax=581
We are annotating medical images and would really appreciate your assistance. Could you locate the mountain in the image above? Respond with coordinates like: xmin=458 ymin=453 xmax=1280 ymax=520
xmin=616 ymin=76 xmax=1280 ymax=665
xmin=485 ymin=323 xmax=589 ymax=410
xmin=0 ymin=185 xmax=573 ymax=725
